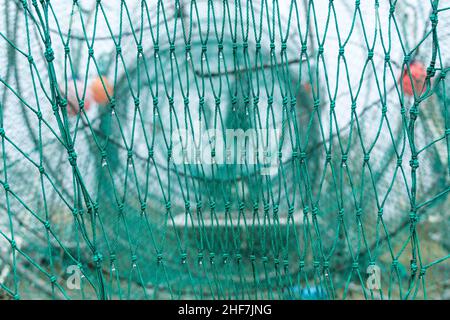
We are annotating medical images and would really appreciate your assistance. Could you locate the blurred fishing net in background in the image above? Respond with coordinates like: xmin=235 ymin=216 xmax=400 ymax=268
xmin=0 ymin=0 xmax=448 ymax=299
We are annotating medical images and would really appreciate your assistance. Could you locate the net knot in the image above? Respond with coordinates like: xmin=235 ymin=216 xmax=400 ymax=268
xmin=38 ymin=165 xmax=45 ymax=174
xmin=385 ymin=53 xmax=390 ymax=62
xmin=356 ymin=207 xmax=362 ymax=217
xmin=313 ymin=99 xmax=320 ymax=109
xmin=283 ymin=259 xmax=289 ymax=267
xmin=268 ymin=96 xmax=274 ymax=105
xmin=274 ymin=258 xmax=280 ymax=265
xmin=184 ymin=201 xmax=190 ymax=210
xmin=281 ymin=41 xmax=287 ymax=51
xmin=326 ymin=152 xmax=332 ymax=163
xmin=10 ymin=240 xmax=16 ymax=249
xmin=44 ymin=220 xmax=51 ymax=230
xmin=392 ymin=259 xmax=399 ymax=267
xmin=351 ymin=101 xmax=357 ymax=111
xmin=209 ymin=201 xmax=216 ymax=210
xmin=68 ymin=150 xmax=77 ymax=166
xmin=88 ymin=47 xmax=94 ymax=57
xmin=273 ymin=204 xmax=279 ymax=215
xmin=339 ymin=46 xmax=345 ymax=56
xmin=312 ymin=205 xmax=319 ymax=216
xmin=153 ymin=96 xmax=158 ymax=106
xmin=133 ymin=97 xmax=140 ymax=107
xmin=397 ymin=157 xmax=402 ymax=166
xmin=301 ymin=44 xmax=307 ymax=55
xmin=131 ymin=254 xmax=137 ymax=262
xmin=290 ymin=97 xmax=296 ymax=107
xmin=0 ymin=128 xmax=5 ymax=137
xmin=352 ymin=262 xmax=359 ymax=269
xmin=288 ymin=206 xmax=294 ymax=215
xmin=409 ymin=157 xmax=419 ymax=169
xmin=238 ymin=202 xmax=245 ymax=211
xmin=235 ymin=253 xmax=242 ymax=261
xmin=157 ymin=253 xmax=163 ymax=262
xmin=409 ymin=211 xmax=417 ymax=222
xmin=355 ymin=0 xmax=360 ymax=9
xmin=313 ymin=260 xmax=320 ymax=268
xmin=50 ymin=276 xmax=57 ymax=283
xmin=420 ymin=267 xmax=427 ymax=277
xmin=115 ymin=45 xmax=121 ymax=55
xmin=263 ymin=203 xmax=270 ymax=212
xmin=262 ymin=256 xmax=268 ymax=263
xmin=165 ymin=201 xmax=171 ymax=210
xmin=363 ymin=153 xmax=370 ymax=163
xmin=136 ymin=43 xmax=143 ymax=54
xmin=299 ymin=261 xmax=305 ymax=268
xmin=338 ymin=208 xmax=345 ymax=219
xmin=44 ymin=48 xmax=54 ymax=62
xmin=378 ymin=207 xmax=384 ymax=217
xmin=140 ymin=202 xmax=146 ymax=212
xmin=148 ymin=148 xmax=154 ymax=158
xmin=252 ymin=202 xmax=259 ymax=211
xmin=243 ymin=41 xmax=248 ymax=49
xmin=250 ymin=254 xmax=256 ymax=262
xmin=341 ymin=153 xmax=348 ymax=164
xmin=381 ymin=104 xmax=387 ymax=115
xmin=169 ymin=43 xmax=175 ymax=53
xmin=269 ymin=42 xmax=275 ymax=51
xmin=389 ymin=4 xmax=395 ymax=15
xmin=255 ymin=42 xmax=261 ymax=51
xmin=27 ymin=54 xmax=34 ymax=64
xmin=110 ymin=253 xmax=116 ymax=262
xmin=409 ymin=105 xmax=419 ymax=120
xmin=403 ymin=54 xmax=411 ymax=64
xmin=367 ymin=49 xmax=374 ymax=60
xmin=127 ymin=149 xmax=133 ymax=159
xmin=253 ymin=95 xmax=260 ymax=105
xmin=21 ymin=0 xmax=28 ymax=8
xmin=410 ymin=260 xmax=418 ymax=273
xmin=318 ymin=45 xmax=324 ymax=55
xmin=196 ymin=201 xmax=202 ymax=210
xmin=330 ymin=100 xmax=335 ymax=110
xmin=430 ymin=12 xmax=438 ymax=27
xmin=201 ymin=44 xmax=207 ymax=53
xmin=299 ymin=151 xmax=306 ymax=161
xmin=323 ymin=260 xmax=330 ymax=268
xmin=303 ymin=206 xmax=309 ymax=215
xmin=180 ymin=253 xmax=187 ymax=263
xmin=93 ymin=253 xmax=103 ymax=263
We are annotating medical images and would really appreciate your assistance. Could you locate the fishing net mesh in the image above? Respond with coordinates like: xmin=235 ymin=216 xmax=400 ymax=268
xmin=0 ymin=0 xmax=449 ymax=299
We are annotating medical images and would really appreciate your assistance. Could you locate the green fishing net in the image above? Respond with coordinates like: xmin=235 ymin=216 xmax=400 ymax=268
xmin=0 ymin=0 xmax=449 ymax=300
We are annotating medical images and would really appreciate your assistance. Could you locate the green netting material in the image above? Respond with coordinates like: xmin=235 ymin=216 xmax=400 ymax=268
xmin=0 ymin=0 xmax=449 ymax=300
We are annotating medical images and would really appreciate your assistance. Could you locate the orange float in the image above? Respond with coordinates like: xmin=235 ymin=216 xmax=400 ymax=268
xmin=90 ymin=75 xmax=113 ymax=104
xmin=401 ymin=61 xmax=427 ymax=96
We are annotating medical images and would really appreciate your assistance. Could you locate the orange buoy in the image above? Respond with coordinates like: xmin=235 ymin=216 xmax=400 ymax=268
xmin=90 ymin=76 xmax=113 ymax=104
xmin=401 ymin=61 xmax=427 ymax=96
xmin=62 ymin=79 xmax=92 ymax=116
